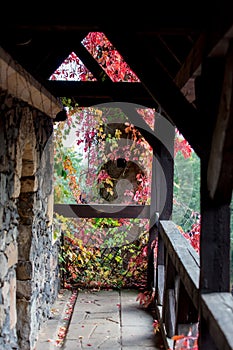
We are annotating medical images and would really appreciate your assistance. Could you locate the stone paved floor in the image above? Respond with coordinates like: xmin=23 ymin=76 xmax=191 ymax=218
xmin=36 ymin=289 xmax=166 ymax=349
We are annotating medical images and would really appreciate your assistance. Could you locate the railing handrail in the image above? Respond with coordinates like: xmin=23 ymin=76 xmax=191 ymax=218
xmin=159 ymin=220 xmax=200 ymax=308
xmin=201 ymin=292 xmax=233 ymax=350
xmin=158 ymin=219 xmax=233 ymax=350
xmin=54 ymin=203 xmax=151 ymax=218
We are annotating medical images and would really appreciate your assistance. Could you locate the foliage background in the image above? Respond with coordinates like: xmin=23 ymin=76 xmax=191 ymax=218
xmin=53 ymin=106 xmax=203 ymax=289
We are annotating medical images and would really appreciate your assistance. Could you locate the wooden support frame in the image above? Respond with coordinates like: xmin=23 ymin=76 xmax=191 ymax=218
xmin=155 ymin=220 xmax=233 ymax=350
xmin=54 ymin=203 xmax=150 ymax=219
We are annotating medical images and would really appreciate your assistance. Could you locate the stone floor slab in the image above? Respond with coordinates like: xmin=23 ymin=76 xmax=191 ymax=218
xmin=36 ymin=288 xmax=165 ymax=349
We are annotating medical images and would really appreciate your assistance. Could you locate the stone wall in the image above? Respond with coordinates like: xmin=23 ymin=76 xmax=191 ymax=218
xmin=0 ymin=89 xmax=60 ymax=349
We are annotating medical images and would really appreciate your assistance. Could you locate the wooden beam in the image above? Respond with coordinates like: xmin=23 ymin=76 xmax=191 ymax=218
xmin=2 ymin=21 xmax=205 ymax=34
xmin=174 ymin=19 xmax=233 ymax=90
xmin=73 ymin=42 xmax=111 ymax=82
xmin=174 ymin=22 xmax=233 ymax=109
xmin=174 ymin=34 xmax=205 ymax=89
xmin=46 ymin=81 xmax=158 ymax=108
xmin=54 ymin=203 xmax=150 ymax=219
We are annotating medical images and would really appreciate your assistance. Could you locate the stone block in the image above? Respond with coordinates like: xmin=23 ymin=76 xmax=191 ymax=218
xmin=0 ymin=173 xmax=7 ymax=205
xmin=0 ymin=305 xmax=6 ymax=329
xmin=17 ymin=261 xmax=32 ymax=280
xmin=46 ymin=193 xmax=54 ymax=228
xmin=16 ymin=299 xmax=31 ymax=338
xmin=18 ymin=225 xmax=32 ymax=260
xmin=12 ymin=174 xmax=21 ymax=199
xmin=20 ymin=177 xmax=38 ymax=193
xmin=16 ymin=280 xmax=32 ymax=299
xmin=2 ymin=281 xmax=9 ymax=305
xmin=0 ymin=253 xmax=8 ymax=280
xmin=22 ymin=159 xmax=36 ymax=177
xmin=0 ymin=230 xmax=6 ymax=251
xmin=5 ymin=241 xmax=18 ymax=268
xmin=10 ymin=276 xmax=16 ymax=329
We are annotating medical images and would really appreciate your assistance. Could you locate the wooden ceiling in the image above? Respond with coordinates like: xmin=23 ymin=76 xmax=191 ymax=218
xmin=1 ymin=4 xmax=233 ymax=157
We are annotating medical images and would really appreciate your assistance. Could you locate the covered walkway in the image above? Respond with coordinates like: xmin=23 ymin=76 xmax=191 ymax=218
xmin=36 ymin=289 xmax=166 ymax=349
xmin=1 ymin=8 xmax=233 ymax=350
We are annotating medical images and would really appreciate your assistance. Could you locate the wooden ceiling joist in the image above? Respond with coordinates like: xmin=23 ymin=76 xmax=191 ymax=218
xmin=46 ymin=81 xmax=158 ymax=108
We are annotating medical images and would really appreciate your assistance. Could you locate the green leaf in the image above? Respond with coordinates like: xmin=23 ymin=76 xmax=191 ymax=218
xmin=61 ymin=169 xmax=67 ymax=179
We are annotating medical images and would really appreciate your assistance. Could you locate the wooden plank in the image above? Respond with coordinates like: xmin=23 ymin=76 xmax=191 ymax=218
xmin=201 ymin=292 xmax=233 ymax=350
xmin=147 ymin=225 xmax=157 ymax=290
xmin=162 ymin=254 xmax=177 ymax=332
xmin=155 ymin=305 xmax=174 ymax=350
xmin=54 ymin=203 xmax=150 ymax=219
xmin=157 ymin=265 xmax=165 ymax=306
xmin=159 ymin=220 xmax=200 ymax=309
xmin=164 ymin=289 xmax=176 ymax=338
xmin=156 ymin=232 xmax=165 ymax=305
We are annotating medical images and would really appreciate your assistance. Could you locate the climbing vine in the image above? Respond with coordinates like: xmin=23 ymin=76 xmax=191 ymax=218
xmin=53 ymin=106 xmax=200 ymax=294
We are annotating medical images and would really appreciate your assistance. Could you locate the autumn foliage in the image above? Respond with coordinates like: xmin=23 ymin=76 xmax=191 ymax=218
xmin=52 ymin=31 xmax=201 ymax=349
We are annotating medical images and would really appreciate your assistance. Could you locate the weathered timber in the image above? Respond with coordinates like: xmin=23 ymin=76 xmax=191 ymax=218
xmin=164 ymin=289 xmax=176 ymax=338
xmin=175 ymin=280 xmax=199 ymax=335
xmin=157 ymin=265 xmax=165 ymax=306
xmin=54 ymin=203 xmax=150 ymax=219
xmin=46 ymin=81 xmax=157 ymax=107
xmin=175 ymin=23 xmax=233 ymax=91
xmin=163 ymin=255 xmax=177 ymax=337
xmin=207 ymin=41 xmax=233 ymax=203
xmin=174 ymin=34 xmax=205 ymax=89
xmin=199 ymin=56 xmax=231 ymax=294
xmin=201 ymin=293 xmax=233 ymax=350
xmin=157 ymin=230 xmax=165 ymax=305
xmin=159 ymin=220 xmax=200 ymax=309
xmin=73 ymin=41 xmax=111 ymax=82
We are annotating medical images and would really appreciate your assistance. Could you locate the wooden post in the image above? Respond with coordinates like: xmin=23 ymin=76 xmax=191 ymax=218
xmin=163 ymin=254 xmax=176 ymax=338
xmin=152 ymin=114 xmax=175 ymax=297
xmin=197 ymin=43 xmax=233 ymax=348
xmin=147 ymin=112 xmax=175 ymax=290
xmin=156 ymin=232 xmax=165 ymax=305
xmin=175 ymin=280 xmax=199 ymax=346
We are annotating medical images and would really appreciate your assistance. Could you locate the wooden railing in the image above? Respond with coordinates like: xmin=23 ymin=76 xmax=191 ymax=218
xmin=155 ymin=220 xmax=233 ymax=350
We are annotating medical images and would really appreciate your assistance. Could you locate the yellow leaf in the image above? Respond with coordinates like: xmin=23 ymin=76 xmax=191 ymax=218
xmin=106 ymin=178 xmax=113 ymax=186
